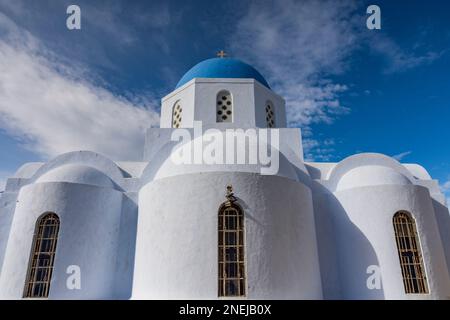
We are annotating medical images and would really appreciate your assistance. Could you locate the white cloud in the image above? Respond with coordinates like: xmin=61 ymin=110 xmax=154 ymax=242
xmin=0 ymin=13 xmax=159 ymax=161
xmin=392 ymin=151 xmax=412 ymax=161
xmin=230 ymin=0 xmax=358 ymax=131
xmin=369 ymin=34 xmax=443 ymax=74
xmin=229 ymin=0 xmax=358 ymax=161
xmin=229 ymin=0 xmax=442 ymax=161
xmin=0 ymin=170 xmax=11 ymax=192
xmin=440 ymin=179 xmax=450 ymax=206
xmin=443 ymin=181 xmax=450 ymax=191
xmin=303 ymin=138 xmax=336 ymax=162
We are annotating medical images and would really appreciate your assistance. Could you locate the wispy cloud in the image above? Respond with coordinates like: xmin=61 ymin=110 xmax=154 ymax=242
xmin=0 ymin=0 xmax=179 ymax=73
xmin=0 ymin=13 xmax=159 ymax=160
xmin=440 ymin=179 xmax=450 ymax=206
xmin=442 ymin=180 xmax=450 ymax=192
xmin=230 ymin=0 xmax=357 ymax=129
xmin=369 ymin=34 xmax=443 ymax=74
xmin=0 ymin=1 xmax=444 ymax=165
xmin=229 ymin=0 xmax=361 ymax=161
xmin=304 ymin=138 xmax=336 ymax=162
xmin=392 ymin=151 xmax=412 ymax=161
xmin=229 ymin=0 xmax=443 ymax=161
xmin=0 ymin=170 xmax=11 ymax=192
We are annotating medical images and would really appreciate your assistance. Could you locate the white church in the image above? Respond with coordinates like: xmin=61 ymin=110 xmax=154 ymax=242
xmin=0 ymin=56 xmax=450 ymax=300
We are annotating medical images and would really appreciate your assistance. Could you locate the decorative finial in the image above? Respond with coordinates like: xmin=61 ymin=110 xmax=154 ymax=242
xmin=217 ymin=50 xmax=228 ymax=58
xmin=226 ymin=185 xmax=233 ymax=197
xmin=225 ymin=184 xmax=237 ymax=204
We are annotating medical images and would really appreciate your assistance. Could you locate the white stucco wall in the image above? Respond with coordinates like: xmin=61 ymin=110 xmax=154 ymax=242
xmin=160 ymin=81 xmax=196 ymax=129
xmin=160 ymin=78 xmax=285 ymax=129
xmin=0 ymin=191 xmax=18 ymax=278
xmin=332 ymin=184 xmax=450 ymax=299
xmin=312 ymin=188 xmax=342 ymax=299
xmin=1 ymin=65 xmax=449 ymax=302
xmin=431 ymin=199 xmax=450 ymax=283
xmin=253 ymin=82 xmax=286 ymax=128
xmin=132 ymin=172 xmax=322 ymax=299
xmin=0 ymin=182 xmax=123 ymax=299
xmin=112 ymin=194 xmax=138 ymax=299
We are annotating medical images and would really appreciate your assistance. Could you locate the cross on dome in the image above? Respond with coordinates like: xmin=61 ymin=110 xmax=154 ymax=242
xmin=216 ymin=50 xmax=227 ymax=58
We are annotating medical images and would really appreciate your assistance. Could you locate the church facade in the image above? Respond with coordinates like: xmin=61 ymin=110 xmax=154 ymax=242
xmin=0 ymin=57 xmax=449 ymax=299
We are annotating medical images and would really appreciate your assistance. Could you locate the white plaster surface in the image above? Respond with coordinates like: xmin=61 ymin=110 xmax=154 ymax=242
xmin=0 ymin=182 xmax=123 ymax=299
xmin=133 ymin=172 xmax=322 ymax=299
xmin=332 ymin=185 xmax=450 ymax=299
xmin=0 ymin=73 xmax=449 ymax=300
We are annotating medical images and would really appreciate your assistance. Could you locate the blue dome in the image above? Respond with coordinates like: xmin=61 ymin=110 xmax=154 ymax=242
xmin=176 ymin=58 xmax=270 ymax=89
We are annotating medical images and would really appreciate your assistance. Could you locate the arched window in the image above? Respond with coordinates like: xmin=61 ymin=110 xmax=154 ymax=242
xmin=393 ymin=211 xmax=428 ymax=294
xmin=24 ymin=213 xmax=60 ymax=298
xmin=265 ymin=101 xmax=275 ymax=128
xmin=216 ymin=91 xmax=233 ymax=123
xmin=172 ymin=101 xmax=182 ymax=128
xmin=218 ymin=186 xmax=245 ymax=297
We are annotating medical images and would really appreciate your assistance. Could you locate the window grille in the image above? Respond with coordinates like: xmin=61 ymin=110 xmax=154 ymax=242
xmin=218 ymin=185 xmax=245 ymax=297
xmin=265 ymin=102 xmax=275 ymax=128
xmin=393 ymin=211 xmax=428 ymax=294
xmin=172 ymin=101 xmax=182 ymax=128
xmin=24 ymin=213 xmax=60 ymax=298
xmin=217 ymin=91 xmax=233 ymax=123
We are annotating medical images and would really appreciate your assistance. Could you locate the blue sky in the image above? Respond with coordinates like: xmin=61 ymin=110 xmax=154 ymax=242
xmin=0 ymin=0 xmax=449 ymax=201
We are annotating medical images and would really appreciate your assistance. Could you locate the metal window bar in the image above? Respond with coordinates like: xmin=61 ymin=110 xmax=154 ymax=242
xmin=218 ymin=205 xmax=245 ymax=297
xmin=265 ymin=103 xmax=275 ymax=128
xmin=172 ymin=102 xmax=182 ymax=128
xmin=216 ymin=91 xmax=233 ymax=123
xmin=24 ymin=213 xmax=60 ymax=298
xmin=393 ymin=211 xmax=428 ymax=294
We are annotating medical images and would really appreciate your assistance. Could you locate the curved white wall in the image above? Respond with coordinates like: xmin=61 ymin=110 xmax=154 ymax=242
xmin=333 ymin=184 xmax=450 ymax=299
xmin=0 ymin=182 xmax=123 ymax=299
xmin=336 ymin=165 xmax=411 ymax=191
xmin=132 ymin=172 xmax=322 ymax=299
xmin=150 ymin=132 xmax=299 ymax=182
xmin=36 ymin=164 xmax=117 ymax=189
